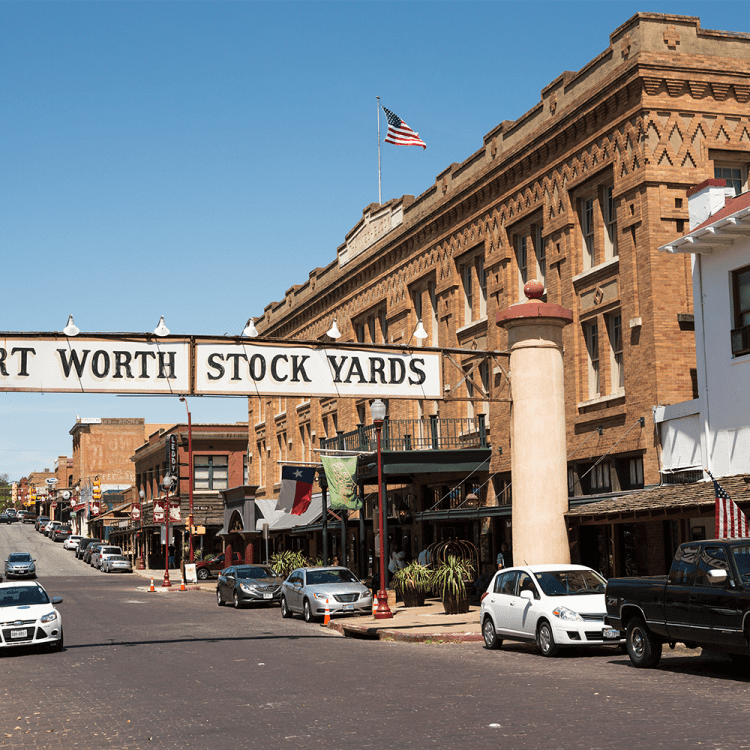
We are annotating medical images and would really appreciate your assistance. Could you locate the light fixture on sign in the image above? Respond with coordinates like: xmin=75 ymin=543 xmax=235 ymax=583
xmin=63 ymin=315 xmax=80 ymax=337
xmin=326 ymin=319 xmax=341 ymax=339
xmin=242 ymin=318 xmax=259 ymax=338
xmin=153 ymin=316 xmax=170 ymax=337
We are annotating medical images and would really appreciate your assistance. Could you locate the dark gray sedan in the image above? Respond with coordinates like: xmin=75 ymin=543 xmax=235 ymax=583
xmin=5 ymin=552 xmax=36 ymax=579
xmin=280 ymin=567 xmax=373 ymax=622
xmin=216 ymin=565 xmax=284 ymax=609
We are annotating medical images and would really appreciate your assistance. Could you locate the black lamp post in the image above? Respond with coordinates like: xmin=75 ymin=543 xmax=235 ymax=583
xmin=371 ymin=399 xmax=393 ymax=619
xmin=162 ymin=474 xmax=174 ymax=588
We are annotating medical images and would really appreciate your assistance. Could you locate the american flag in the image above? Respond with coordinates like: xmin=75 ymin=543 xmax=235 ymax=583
xmin=714 ymin=475 xmax=750 ymax=538
xmin=383 ymin=107 xmax=426 ymax=149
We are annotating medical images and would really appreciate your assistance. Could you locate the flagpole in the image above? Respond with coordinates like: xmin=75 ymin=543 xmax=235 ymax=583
xmin=377 ymin=96 xmax=382 ymax=205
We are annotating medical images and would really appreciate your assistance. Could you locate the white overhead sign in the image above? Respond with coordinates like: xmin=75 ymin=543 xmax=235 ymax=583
xmin=0 ymin=336 xmax=442 ymax=399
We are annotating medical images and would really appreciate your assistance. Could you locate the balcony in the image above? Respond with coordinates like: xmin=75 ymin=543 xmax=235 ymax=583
xmin=321 ymin=414 xmax=488 ymax=453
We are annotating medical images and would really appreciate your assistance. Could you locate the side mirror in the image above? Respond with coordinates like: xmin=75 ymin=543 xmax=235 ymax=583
xmin=51 ymin=597 xmax=63 ymax=604
xmin=708 ymin=569 xmax=729 ymax=584
xmin=520 ymin=589 xmax=535 ymax=601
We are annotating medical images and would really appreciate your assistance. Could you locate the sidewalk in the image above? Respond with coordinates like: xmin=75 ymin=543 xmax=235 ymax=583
xmin=132 ymin=565 xmax=212 ymax=592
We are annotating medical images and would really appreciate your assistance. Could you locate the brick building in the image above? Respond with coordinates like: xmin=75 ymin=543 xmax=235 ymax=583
xmin=109 ymin=423 xmax=248 ymax=570
xmin=248 ymin=13 xmax=750 ymax=576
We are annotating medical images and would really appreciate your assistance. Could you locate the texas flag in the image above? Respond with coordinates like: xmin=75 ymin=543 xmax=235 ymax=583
xmin=277 ymin=465 xmax=317 ymax=515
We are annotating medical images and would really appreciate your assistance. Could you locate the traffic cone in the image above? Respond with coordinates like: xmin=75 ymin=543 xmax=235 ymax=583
xmin=323 ymin=597 xmax=330 ymax=626
xmin=180 ymin=573 xmax=186 ymax=591
xmin=149 ymin=577 xmax=155 ymax=592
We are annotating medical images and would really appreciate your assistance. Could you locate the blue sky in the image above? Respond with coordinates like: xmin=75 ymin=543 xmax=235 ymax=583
xmin=1 ymin=1 xmax=747 ymax=480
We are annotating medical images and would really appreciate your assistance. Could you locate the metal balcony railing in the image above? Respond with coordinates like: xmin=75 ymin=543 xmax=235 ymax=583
xmin=321 ymin=414 xmax=487 ymax=452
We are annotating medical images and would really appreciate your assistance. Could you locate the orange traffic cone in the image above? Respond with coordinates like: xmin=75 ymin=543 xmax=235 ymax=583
xmin=180 ymin=573 xmax=186 ymax=591
xmin=149 ymin=577 xmax=155 ymax=592
xmin=323 ymin=597 xmax=331 ymax=626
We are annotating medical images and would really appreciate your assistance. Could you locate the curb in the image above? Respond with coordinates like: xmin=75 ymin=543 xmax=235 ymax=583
xmin=326 ymin=620 xmax=483 ymax=644
xmin=136 ymin=584 xmax=204 ymax=593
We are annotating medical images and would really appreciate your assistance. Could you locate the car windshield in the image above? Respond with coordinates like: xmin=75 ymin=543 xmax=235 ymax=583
xmin=533 ymin=569 xmax=606 ymax=596
xmin=0 ymin=586 xmax=49 ymax=607
xmin=731 ymin=544 xmax=750 ymax=580
xmin=306 ymin=569 xmax=359 ymax=585
xmin=237 ymin=567 xmax=277 ymax=579
xmin=8 ymin=554 xmax=32 ymax=563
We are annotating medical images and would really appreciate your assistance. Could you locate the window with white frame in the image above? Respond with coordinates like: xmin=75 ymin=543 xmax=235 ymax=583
xmin=477 ymin=258 xmax=487 ymax=318
xmin=535 ymin=225 xmax=546 ymax=289
xmin=604 ymin=186 xmax=618 ymax=258
xmin=194 ymin=455 xmax=229 ymax=490
xmin=607 ymin=313 xmax=624 ymax=393
xmin=256 ymin=441 xmax=265 ymax=487
xmin=463 ymin=262 xmax=474 ymax=324
xmin=590 ymin=461 xmax=612 ymax=491
xmin=582 ymin=198 xmax=595 ymax=270
xmin=584 ymin=322 xmax=600 ymax=399
xmin=516 ymin=235 xmax=528 ymax=296
xmin=428 ymin=280 xmax=438 ymax=344
xmin=731 ymin=264 xmax=750 ymax=356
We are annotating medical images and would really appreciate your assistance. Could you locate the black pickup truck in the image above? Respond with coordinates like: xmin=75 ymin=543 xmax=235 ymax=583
xmin=605 ymin=539 xmax=750 ymax=668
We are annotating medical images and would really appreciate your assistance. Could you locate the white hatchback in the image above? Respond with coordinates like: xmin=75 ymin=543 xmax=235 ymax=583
xmin=63 ymin=535 xmax=84 ymax=551
xmin=0 ymin=581 xmax=64 ymax=651
xmin=479 ymin=564 xmax=623 ymax=656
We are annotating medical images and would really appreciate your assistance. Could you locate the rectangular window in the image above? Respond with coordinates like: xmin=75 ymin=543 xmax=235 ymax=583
xmin=463 ymin=263 xmax=474 ymax=323
xmin=413 ymin=289 xmax=425 ymax=347
xmin=356 ymin=323 xmax=365 ymax=343
xmin=715 ymin=165 xmax=745 ymax=196
xmin=590 ymin=462 xmax=611 ymax=491
xmin=477 ymin=258 xmax=487 ymax=318
xmin=608 ymin=314 xmax=624 ymax=393
xmin=243 ymin=453 xmax=249 ymax=485
xmin=584 ymin=322 xmax=600 ymax=398
xmin=604 ymin=186 xmax=618 ymax=258
xmin=428 ymin=281 xmax=438 ymax=344
xmin=517 ymin=235 xmax=528 ymax=288
xmin=731 ymin=265 xmax=750 ymax=357
xmin=582 ymin=199 xmax=595 ymax=269
xmin=380 ymin=310 xmax=388 ymax=343
xmin=535 ymin=225 xmax=546 ymax=289
xmin=277 ymin=433 xmax=287 ymax=481
xmin=629 ymin=457 xmax=644 ymax=489
xmin=194 ymin=455 xmax=229 ymax=490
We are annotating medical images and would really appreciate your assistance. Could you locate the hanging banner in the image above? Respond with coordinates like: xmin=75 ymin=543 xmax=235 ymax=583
xmin=169 ymin=501 xmax=182 ymax=523
xmin=131 ymin=504 xmax=141 ymax=522
xmin=153 ymin=500 xmax=166 ymax=524
xmin=90 ymin=501 xmax=100 ymax=516
xmin=320 ymin=455 xmax=361 ymax=510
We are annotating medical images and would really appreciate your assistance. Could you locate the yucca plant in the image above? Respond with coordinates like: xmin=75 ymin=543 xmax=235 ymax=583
xmin=431 ymin=555 xmax=475 ymax=614
xmin=391 ymin=561 xmax=432 ymax=607
xmin=270 ymin=550 xmax=308 ymax=578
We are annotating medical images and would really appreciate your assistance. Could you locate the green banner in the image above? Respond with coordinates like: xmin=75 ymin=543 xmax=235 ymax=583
xmin=321 ymin=455 xmax=361 ymax=510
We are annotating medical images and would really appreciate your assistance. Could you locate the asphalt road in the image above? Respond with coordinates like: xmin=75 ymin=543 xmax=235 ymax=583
xmin=2 ymin=524 xmax=750 ymax=749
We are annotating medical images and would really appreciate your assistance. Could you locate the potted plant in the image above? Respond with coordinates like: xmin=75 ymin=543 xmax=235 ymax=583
xmin=391 ymin=561 xmax=431 ymax=607
xmin=431 ymin=555 xmax=475 ymax=614
xmin=270 ymin=550 xmax=309 ymax=578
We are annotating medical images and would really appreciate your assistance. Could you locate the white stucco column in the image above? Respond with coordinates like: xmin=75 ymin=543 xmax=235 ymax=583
xmin=496 ymin=281 xmax=573 ymax=565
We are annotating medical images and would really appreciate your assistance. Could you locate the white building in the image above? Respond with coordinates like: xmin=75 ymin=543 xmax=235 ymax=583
xmin=657 ymin=179 xmax=750 ymax=479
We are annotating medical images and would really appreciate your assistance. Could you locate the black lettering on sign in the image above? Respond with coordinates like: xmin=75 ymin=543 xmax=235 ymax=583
xmin=57 ymin=349 xmax=88 ymax=378
xmin=248 ymin=354 xmax=266 ymax=382
xmin=158 ymin=352 xmax=176 ymax=379
xmin=91 ymin=351 xmax=110 ymax=378
xmin=225 ymin=353 xmax=248 ymax=381
xmin=10 ymin=347 xmax=35 ymax=377
xmin=369 ymin=357 xmax=386 ymax=384
xmin=0 ymin=349 xmax=8 ymax=377
xmin=133 ymin=351 xmax=156 ymax=379
xmin=291 ymin=355 xmax=311 ymax=383
xmin=113 ymin=351 xmax=134 ymax=379
xmin=271 ymin=355 xmax=288 ymax=382
xmin=389 ymin=358 xmax=406 ymax=384
xmin=344 ymin=357 xmax=366 ymax=384
xmin=408 ymin=358 xmax=427 ymax=385
xmin=207 ymin=353 xmax=225 ymax=381
xmin=327 ymin=355 xmax=346 ymax=383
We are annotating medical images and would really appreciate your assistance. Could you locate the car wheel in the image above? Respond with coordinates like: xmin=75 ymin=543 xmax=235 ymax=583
xmin=303 ymin=599 xmax=316 ymax=623
xmin=197 ymin=568 xmax=209 ymax=581
xmin=626 ymin=616 xmax=662 ymax=668
xmin=280 ymin=596 xmax=292 ymax=618
xmin=537 ymin=620 xmax=559 ymax=657
xmin=233 ymin=592 xmax=243 ymax=610
xmin=482 ymin=617 xmax=502 ymax=650
xmin=217 ymin=589 xmax=225 ymax=606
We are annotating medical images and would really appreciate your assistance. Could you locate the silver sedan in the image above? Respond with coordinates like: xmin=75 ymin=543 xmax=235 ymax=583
xmin=280 ymin=567 xmax=372 ymax=623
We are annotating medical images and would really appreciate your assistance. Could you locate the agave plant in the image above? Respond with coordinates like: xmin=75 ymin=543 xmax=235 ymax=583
xmin=270 ymin=550 xmax=308 ymax=578
xmin=431 ymin=555 xmax=475 ymax=608
xmin=391 ymin=561 xmax=431 ymax=595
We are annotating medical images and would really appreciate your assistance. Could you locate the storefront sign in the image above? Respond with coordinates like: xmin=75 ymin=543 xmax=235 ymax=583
xmin=167 ymin=435 xmax=178 ymax=479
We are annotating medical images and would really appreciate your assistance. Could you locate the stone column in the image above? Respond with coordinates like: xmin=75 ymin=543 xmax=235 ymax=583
xmin=496 ymin=281 xmax=573 ymax=565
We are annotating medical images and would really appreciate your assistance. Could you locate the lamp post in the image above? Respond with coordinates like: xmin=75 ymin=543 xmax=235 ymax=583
xmin=138 ymin=488 xmax=146 ymax=570
xmin=162 ymin=474 xmax=174 ymax=588
xmin=179 ymin=396 xmax=194 ymax=562
xmin=371 ymin=399 xmax=393 ymax=619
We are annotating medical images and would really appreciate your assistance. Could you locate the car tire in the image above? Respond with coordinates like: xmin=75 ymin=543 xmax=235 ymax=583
xmin=217 ymin=589 xmax=225 ymax=607
xmin=303 ymin=599 xmax=316 ymax=623
xmin=482 ymin=617 xmax=502 ymax=650
xmin=233 ymin=592 xmax=243 ymax=610
xmin=537 ymin=620 xmax=560 ymax=657
xmin=626 ymin=616 xmax=662 ymax=668
xmin=197 ymin=568 xmax=210 ymax=581
xmin=280 ymin=597 xmax=292 ymax=618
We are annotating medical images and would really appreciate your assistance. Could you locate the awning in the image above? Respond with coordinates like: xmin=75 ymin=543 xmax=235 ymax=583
xmin=566 ymin=474 xmax=750 ymax=525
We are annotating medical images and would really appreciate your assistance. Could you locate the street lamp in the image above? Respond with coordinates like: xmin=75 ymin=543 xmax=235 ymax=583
xmin=179 ymin=396 xmax=194 ymax=562
xmin=162 ymin=474 xmax=174 ymax=588
xmin=371 ymin=398 xmax=393 ymax=619
xmin=138 ymin=488 xmax=146 ymax=570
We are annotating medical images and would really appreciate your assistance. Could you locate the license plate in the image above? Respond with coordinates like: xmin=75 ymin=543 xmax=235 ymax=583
xmin=602 ymin=628 xmax=620 ymax=639
xmin=263 ymin=593 xmax=273 ymax=600
xmin=343 ymin=604 xmax=354 ymax=611
xmin=10 ymin=629 xmax=28 ymax=639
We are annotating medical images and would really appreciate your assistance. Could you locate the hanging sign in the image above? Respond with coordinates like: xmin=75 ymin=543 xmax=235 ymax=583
xmin=90 ymin=501 xmax=100 ymax=515
xmin=131 ymin=504 xmax=142 ymax=522
xmin=167 ymin=435 xmax=179 ymax=479
xmin=153 ymin=500 xmax=166 ymax=524
xmin=168 ymin=501 xmax=181 ymax=523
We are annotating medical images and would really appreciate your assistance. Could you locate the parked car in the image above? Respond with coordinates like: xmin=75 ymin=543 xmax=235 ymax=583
xmin=280 ymin=566 xmax=373 ymax=622
xmin=51 ymin=526 xmax=73 ymax=543
xmin=5 ymin=552 xmax=37 ymax=579
xmin=21 ymin=512 xmax=37 ymax=525
xmin=83 ymin=542 xmax=106 ymax=565
xmin=3 ymin=510 xmax=19 ymax=523
xmin=606 ymin=539 xmax=750 ymax=668
xmin=216 ymin=565 xmax=284 ymax=608
xmin=35 ymin=515 xmax=50 ymax=532
xmin=76 ymin=539 xmax=101 ymax=560
xmin=195 ymin=551 xmax=242 ymax=580
xmin=92 ymin=546 xmax=122 ymax=569
xmin=0 ymin=513 xmax=13 ymax=524
xmin=101 ymin=555 xmax=133 ymax=574
xmin=479 ymin=564 xmax=623 ymax=656
xmin=44 ymin=521 xmax=62 ymax=538
xmin=0 ymin=581 xmax=63 ymax=651
xmin=63 ymin=535 xmax=84 ymax=551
